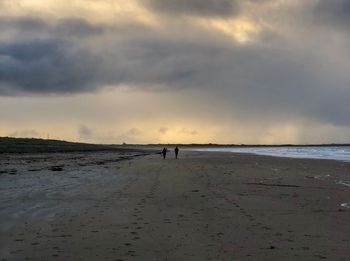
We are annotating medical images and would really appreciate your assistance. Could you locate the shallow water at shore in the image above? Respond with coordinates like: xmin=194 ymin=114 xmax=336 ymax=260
xmin=192 ymin=146 xmax=350 ymax=161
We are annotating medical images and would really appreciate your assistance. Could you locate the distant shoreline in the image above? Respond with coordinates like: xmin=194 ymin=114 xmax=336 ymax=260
xmin=1 ymin=136 xmax=349 ymax=154
xmin=127 ymin=143 xmax=350 ymax=147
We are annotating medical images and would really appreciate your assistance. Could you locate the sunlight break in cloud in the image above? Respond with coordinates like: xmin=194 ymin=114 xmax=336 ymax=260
xmin=0 ymin=0 xmax=349 ymax=144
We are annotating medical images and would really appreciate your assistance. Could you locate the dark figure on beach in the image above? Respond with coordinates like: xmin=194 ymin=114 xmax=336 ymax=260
xmin=174 ymin=146 xmax=179 ymax=159
xmin=162 ymin=148 xmax=167 ymax=159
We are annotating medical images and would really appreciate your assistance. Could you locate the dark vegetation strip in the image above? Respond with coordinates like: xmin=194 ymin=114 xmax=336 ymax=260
xmin=0 ymin=137 xmax=155 ymax=154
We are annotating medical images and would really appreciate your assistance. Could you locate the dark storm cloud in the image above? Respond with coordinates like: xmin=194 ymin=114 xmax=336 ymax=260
xmin=314 ymin=0 xmax=350 ymax=27
xmin=0 ymin=39 xmax=100 ymax=94
xmin=145 ymin=0 xmax=239 ymax=17
xmin=0 ymin=12 xmax=349 ymax=127
xmin=0 ymin=17 xmax=110 ymax=94
xmin=1 ymin=16 xmax=235 ymax=94
xmin=54 ymin=18 xmax=105 ymax=37
xmin=0 ymin=16 xmax=47 ymax=32
xmin=97 ymin=33 xmax=349 ymax=126
xmin=0 ymin=16 xmax=104 ymax=37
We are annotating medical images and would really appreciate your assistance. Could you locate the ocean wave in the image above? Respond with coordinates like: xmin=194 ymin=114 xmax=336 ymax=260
xmin=192 ymin=146 xmax=350 ymax=161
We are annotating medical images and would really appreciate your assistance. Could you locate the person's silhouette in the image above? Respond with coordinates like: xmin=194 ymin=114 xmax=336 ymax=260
xmin=174 ymin=146 xmax=179 ymax=159
xmin=162 ymin=147 xmax=167 ymax=159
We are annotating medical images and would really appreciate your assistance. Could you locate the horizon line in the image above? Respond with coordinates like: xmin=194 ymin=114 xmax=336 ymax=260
xmin=1 ymin=136 xmax=349 ymax=147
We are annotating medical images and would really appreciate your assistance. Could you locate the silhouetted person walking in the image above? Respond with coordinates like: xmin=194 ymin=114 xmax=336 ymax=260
xmin=174 ymin=146 xmax=179 ymax=159
xmin=162 ymin=147 xmax=167 ymax=159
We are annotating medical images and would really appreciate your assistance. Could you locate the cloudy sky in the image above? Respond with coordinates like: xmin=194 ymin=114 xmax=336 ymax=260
xmin=0 ymin=0 xmax=349 ymax=144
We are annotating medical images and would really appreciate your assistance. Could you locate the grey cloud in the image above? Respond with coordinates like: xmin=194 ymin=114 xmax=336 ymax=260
xmin=54 ymin=18 xmax=105 ymax=37
xmin=0 ymin=17 xmax=107 ymax=94
xmin=313 ymin=0 xmax=350 ymax=28
xmin=0 ymin=14 xmax=349 ymax=128
xmin=159 ymin=127 xmax=168 ymax=134
xmin=145 ymin=0 xmax=239 ymax=17
xmin=79 ymin=125 xmax=93 ymax=139
xmin=0 ymin=16 xmax=47 ymax=32
xmin=0 ymin=16 xmax=105 ymax=39
xmin=1 ymin=41 xmax=61 ymax=61
xmin=0 ymin=39 xmax=100 ymax=94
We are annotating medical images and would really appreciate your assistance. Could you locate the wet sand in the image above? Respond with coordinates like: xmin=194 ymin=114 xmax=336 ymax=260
xmin=1 ymin=150 xmax=349 ymax=260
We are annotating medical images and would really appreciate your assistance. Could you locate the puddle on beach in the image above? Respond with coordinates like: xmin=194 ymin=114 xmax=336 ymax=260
xmin=0 ymin=151 xmax=138 ymax=232
xmin=314 ymin=174 xmax=331 ymax=180
xmin=340 ymin=202 xmax=350 ymax=208
xmin=336 ymin=181 xmax=350 ymax=187
xmin=336 ymin=180 xmax=350 ymax=209
xmin=312 ymin=175 xmax=350 ymax=209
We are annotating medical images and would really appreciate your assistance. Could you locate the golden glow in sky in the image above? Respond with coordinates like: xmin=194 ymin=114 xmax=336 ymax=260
xmin=1 ymin=0 xmax=349 ymax=144
xmin=1 ymin=0 xmax=260 ymax=42
xmin=1 ymin=0 xmax=158 ymax=26
xmin=195 ymin=17 xmax=260 ymax=43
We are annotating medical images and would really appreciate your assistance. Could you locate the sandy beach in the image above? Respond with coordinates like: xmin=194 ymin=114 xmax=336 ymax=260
xmin=1 ymin=150 xmax=349 ymax=260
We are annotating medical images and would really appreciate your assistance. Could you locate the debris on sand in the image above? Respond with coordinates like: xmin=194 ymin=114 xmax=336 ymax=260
xmin=50 ymin=166 xmax=63 ymax=171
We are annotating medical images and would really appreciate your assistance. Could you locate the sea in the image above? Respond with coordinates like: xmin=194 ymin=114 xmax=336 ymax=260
xmin=191 ymin=146 xmax=350 ymax=161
